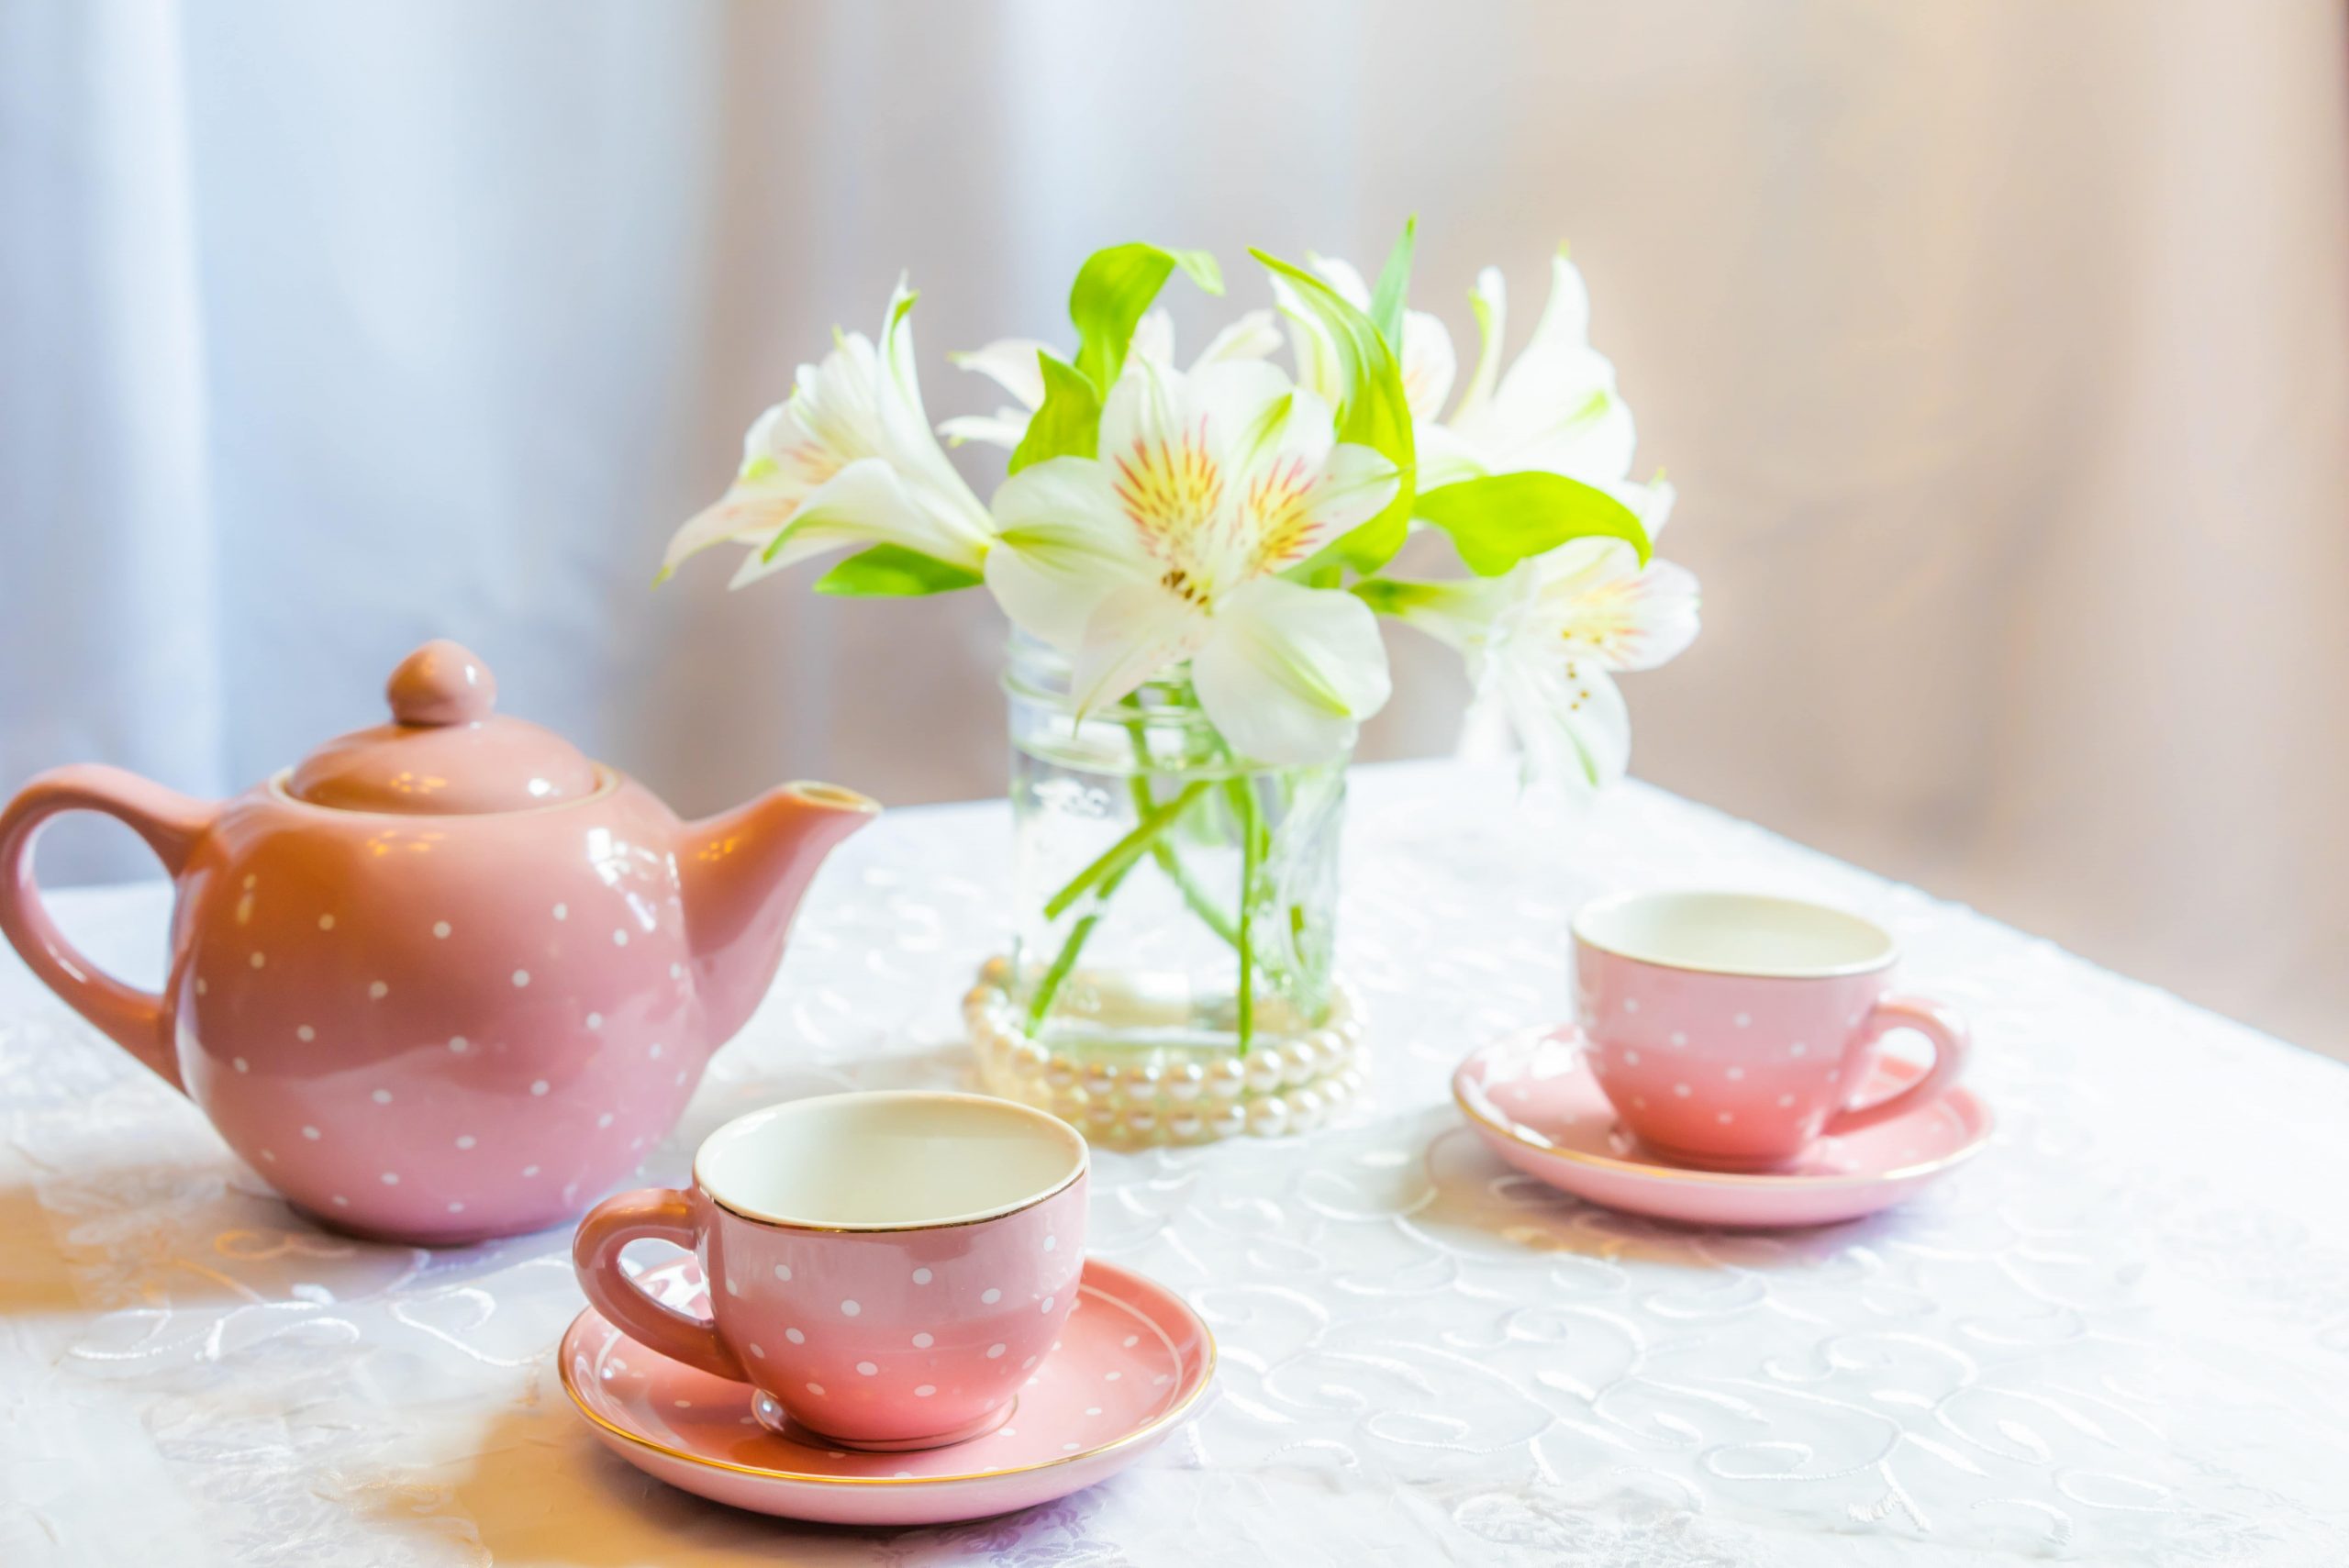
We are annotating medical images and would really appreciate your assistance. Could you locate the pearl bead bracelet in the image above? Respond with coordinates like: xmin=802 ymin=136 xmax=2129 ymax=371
xmin=963 ymin=957 xmax=1365 ymax=1148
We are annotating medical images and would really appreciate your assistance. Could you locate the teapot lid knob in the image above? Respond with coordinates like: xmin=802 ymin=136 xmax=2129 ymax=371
xmin=387 ymin=639 xmax=497 ymax=727
xmin=289 ymin=637 xmax=596 ymax=811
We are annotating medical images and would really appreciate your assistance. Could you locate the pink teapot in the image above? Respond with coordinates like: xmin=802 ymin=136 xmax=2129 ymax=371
xmin=0 ymin=639 xmax=875 ymax=1243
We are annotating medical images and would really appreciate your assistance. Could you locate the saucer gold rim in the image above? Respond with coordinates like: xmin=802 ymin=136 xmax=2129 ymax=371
xmin=556 ymin=1259 xmax=1217 ymax=1490
xmin=1453 ymin=1027 xmax=1995 ymax=1189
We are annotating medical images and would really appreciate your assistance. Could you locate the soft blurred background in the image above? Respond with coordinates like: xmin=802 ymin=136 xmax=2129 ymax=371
xmin=4 ymin=0 xmax=2343 ymax=1053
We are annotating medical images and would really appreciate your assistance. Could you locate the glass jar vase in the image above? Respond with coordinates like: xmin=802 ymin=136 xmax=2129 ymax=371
xmin=970 ymin=635 xmax=1364 ymax=1145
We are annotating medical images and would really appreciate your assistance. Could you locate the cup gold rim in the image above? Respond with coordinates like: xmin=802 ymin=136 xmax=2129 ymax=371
xmin=694 ymin=1090 xmax=1090 ymax=1232
xmin=701 ymin=1162 xmax=1087 ymax=1233
xmin=1572 ymin=889 xmax=1900 ymax=982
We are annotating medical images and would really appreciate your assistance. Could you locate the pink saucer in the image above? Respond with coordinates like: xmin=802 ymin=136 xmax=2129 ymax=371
xmin=1453 ymin=1027 xmax=1993 ymax=1228
xmin=558 ymin=1255 xmax=1213 ymax=1527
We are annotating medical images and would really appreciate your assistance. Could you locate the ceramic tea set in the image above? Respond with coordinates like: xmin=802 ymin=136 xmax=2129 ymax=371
xmin=0 ymin=639 xmax=1212 ymax=1524
xmin=0 ymin=643 xmax=1988 ymax=1525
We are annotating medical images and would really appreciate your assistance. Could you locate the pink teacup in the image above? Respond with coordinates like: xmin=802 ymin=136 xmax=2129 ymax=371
xmin=1572 ymin=891 xmax=1970 ymax=1171
xmin=573 ymin=1090 xmax=1088 ymax=1451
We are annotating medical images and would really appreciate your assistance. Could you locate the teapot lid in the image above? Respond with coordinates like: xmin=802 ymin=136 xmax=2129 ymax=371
xmin=286 ymin=639 xmax=601 ymax=814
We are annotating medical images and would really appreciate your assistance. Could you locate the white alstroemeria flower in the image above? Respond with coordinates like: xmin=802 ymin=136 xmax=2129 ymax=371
xmin=1279 ymin=250 xmax=1641 ymax=499
xmin=1386 ymin=491 xmax=1698 ymax=789
xmin=1425 ymin=253 xmax=1636 ymax=492
xmin=662 ymin=281 xmax=993 ymax=586
xmin=937 ymin=307 xmax=1282 ymax=450
xmin=985 ymin=356 xmax=1401 ymax=764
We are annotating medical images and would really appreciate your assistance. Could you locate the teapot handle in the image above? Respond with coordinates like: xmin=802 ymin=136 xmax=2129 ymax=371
xmin=0 ymin=765 xmax=211 ymax=1093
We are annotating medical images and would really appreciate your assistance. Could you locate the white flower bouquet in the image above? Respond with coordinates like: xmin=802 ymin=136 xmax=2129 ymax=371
xmin=665 ymin=223 xmax=1698 ymax=1071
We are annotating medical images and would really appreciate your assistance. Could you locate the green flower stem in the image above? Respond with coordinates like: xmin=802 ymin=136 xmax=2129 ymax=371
xmin=1024 ymin=908 xmax=1107 ymax=1035
xmin=1121 ymin=727 xmax=1242 ymax=953
xmin=1221 ymin=776 xmax=1269 ymax=863
xmin=1129 ymin=776 xmax=1244 ymax=951
xmin=1023 ymin=706 xmax=1297 ymax=1051
xmin=1024 ymin=778 xmax=1215 ymax=1034
xmin=1234 ymin=777 xmax=1263 ymax=1053
xmin=1277 ymin=772 xmax=1308 ymax=982
xmin=1041 ymin=782 xmax=1209 ymax=921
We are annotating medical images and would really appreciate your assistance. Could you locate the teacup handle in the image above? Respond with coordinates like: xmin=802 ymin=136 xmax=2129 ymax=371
xmin=572 ymin=1187 xmax=747 ymax=1383
xmin=1822 ymin=993 xmax=1971 ymax=1136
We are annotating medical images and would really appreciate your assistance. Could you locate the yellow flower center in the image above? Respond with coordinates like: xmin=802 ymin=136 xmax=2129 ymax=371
xmin=1111 ymin=417 xmax=1240 ymax=606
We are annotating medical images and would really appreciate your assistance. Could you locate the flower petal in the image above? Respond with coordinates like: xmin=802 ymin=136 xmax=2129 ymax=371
xmin=1453 ymin=253 xmax=1635 ymax=483
xmin=1400 ymin=308 xmax=1457 ymax=424
xmin=1094 ymin=352 xmax=1187 ymax=483
xmin=1097 ymin=354 xmax=1287 ymax=477
xmin=1502 ymin=369 xmax=1637 ymax=484
xmin=1527 ymin=251 xmax=1593 ymax=357
xmin=789 ymin=333 xmax=884 ymax=457
xmin=1308 ymin=256 xmax=1372 ymax=307
xmin=1070 ymin=581 xmax=1209 ymax=717
xmin=1186 ymin=359 xmax=1297 ymax=450
xmin=1533 ymin=541 xmax=1701 ymax=673
xmin=1493 ymin=651 xmax=1630 ymax=791
xmin=985 ymin=457 xmax=1152 ymax=646
xmin=1129 ymin=309 xmax=1176 ymax=366
xmin=673 ymin=282 xmax=998 ymax=585
xmin=729 ymin=456 xmax=964 ymax=586
xmin=861 ymin=282 xmax=997 ymax=567
xmin=1207 ymin=375 xmax=1401 ymax=578
xmin=949 ymin=337 xmax=1054 ymax=411
xmin=1248 ymin=437 xmax=1400 ymax=575
xmin=1270 ymin=274 xmax=1343 ymax=403
xmin=662 ymin=398 xmax=848 ymax=577
xmin=1189 ymin=308 xmax=1282 ymax=368
xmin=1614 ymin=475 xmax=1675 ymax=541
xmin=1192 ymin=578 xmax=1392 ymax=764
xmin=741 ymin=400 xmax=813 ymax=469
xmin=1413 ymin=421 xmax=1489 ymax=491
xmin=1362 ymin=569 xmax=1526 ymax=655
xmin=1096 ymin=357 xmax=1290 ymax=593
xmin=1450 ymin=266 xmax=1507 ymax=427
xmin=937 ymin=408 xmax=1034 ymax=450
xmin=662 ymin=478 xmax=805 ymax=579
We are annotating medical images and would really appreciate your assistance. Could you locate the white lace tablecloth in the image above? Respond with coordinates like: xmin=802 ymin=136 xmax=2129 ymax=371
xmin=5 ymin=760 xmax=2347 ymax=1567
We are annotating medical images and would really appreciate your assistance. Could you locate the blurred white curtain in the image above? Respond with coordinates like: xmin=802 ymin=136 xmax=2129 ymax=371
xmin=3 ymin=0 xmax=2345 ymax=1049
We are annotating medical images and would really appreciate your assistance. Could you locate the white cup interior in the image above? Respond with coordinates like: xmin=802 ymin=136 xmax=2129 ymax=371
xmin=696 ymin=1091 xmax=1086 ymax=1229
xmin=1574 ymin=890 xmax=1896 ymax=978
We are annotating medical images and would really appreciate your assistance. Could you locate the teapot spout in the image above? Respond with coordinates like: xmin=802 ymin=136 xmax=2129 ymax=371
xmin=679 ymin=781 xmax=879 ymax=1047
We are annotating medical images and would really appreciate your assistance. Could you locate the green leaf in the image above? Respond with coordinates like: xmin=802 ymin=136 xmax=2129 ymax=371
xmin=1365 ymin=216 xmax=1417 ymax=348
xmin=1008 ymin=351 xmax=1104 ymax=474
xmin=1163 ymin=248 xmax=1222 ymax=294
xmin=1069 ymin=242 xmax=1223 ymax=394
xmin=1413 ymin=472 xmax=1652 ymax=577
xmin=810 ymin=544 xmax=984 ymax=596
xmin=1252 ymin=249 xmax=1418 ymax=573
